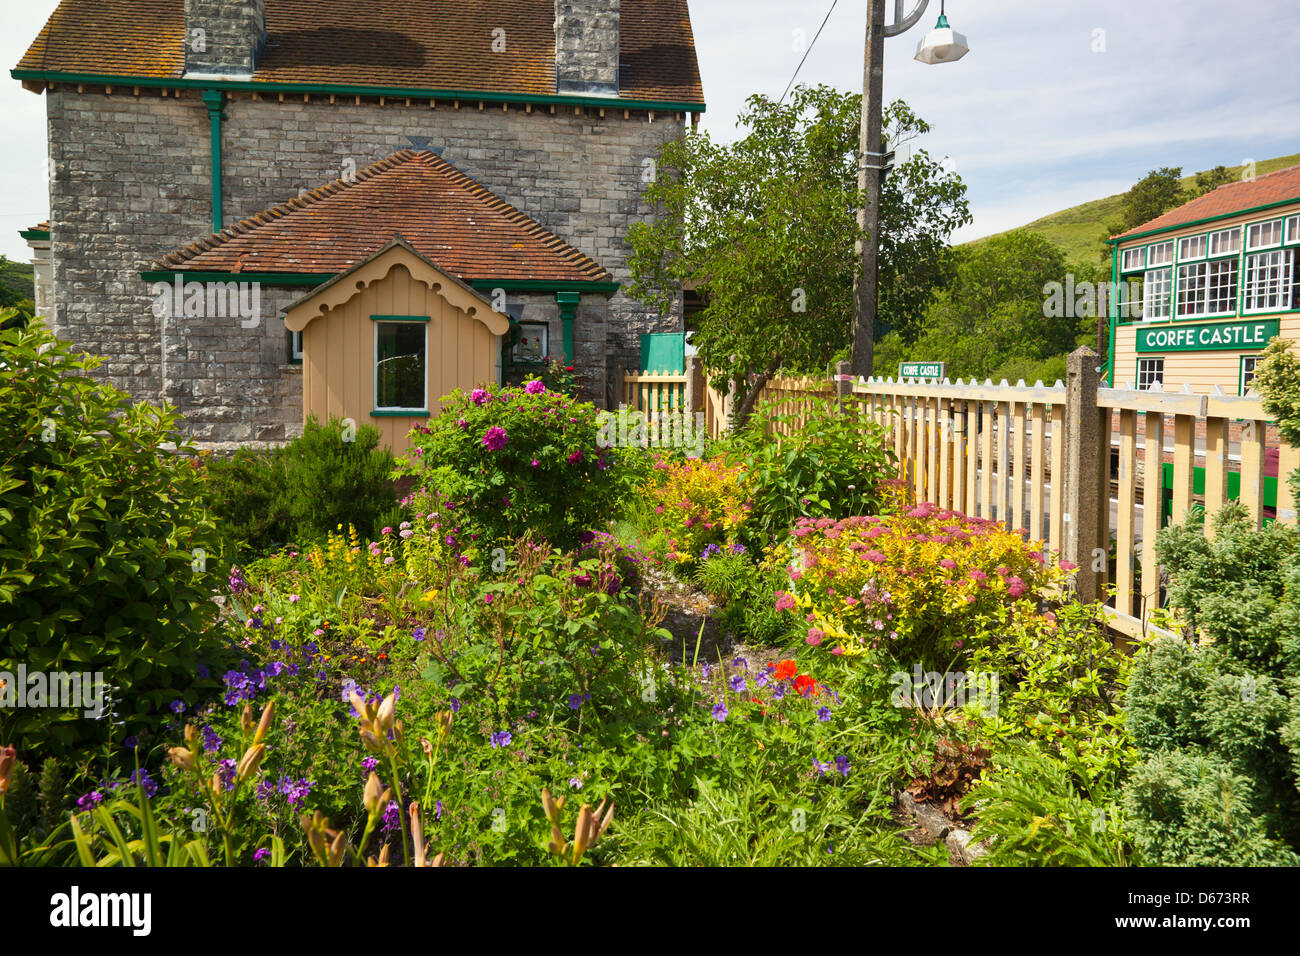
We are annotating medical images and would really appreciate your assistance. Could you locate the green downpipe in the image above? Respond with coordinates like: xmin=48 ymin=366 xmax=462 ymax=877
xmin=556 ymin=291 xmax=580 ymax=363
xmin=202 ymin=90 xmax=225 ymax=233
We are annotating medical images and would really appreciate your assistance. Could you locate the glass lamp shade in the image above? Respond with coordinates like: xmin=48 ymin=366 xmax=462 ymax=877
xmin=915 ymin=16 xmax=970 ymax=65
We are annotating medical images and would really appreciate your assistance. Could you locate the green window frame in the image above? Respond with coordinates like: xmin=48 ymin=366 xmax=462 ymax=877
xmin=372 ymin=316 xmax=430 ymax=414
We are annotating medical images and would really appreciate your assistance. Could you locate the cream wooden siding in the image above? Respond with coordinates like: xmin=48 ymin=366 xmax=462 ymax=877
xmin=300 ymin=263 xmax=499 ymax=455
xmin=1114 ymin=316 xmax=1300 ymax=393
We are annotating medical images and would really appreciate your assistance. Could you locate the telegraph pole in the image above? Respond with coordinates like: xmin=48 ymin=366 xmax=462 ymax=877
xmin=850 ymin=0 xmax=887 ymax=380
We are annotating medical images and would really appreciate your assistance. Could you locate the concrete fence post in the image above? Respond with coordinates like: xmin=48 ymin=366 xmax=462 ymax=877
xmin=1064 ymin=347 xmax=1105 ymax=603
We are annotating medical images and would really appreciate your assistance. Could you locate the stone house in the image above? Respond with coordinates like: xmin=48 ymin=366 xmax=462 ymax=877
xmin=12 ymin=0 xmax=704 ymax=445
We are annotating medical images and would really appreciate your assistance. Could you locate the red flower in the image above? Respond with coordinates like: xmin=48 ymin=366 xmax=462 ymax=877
xmin=794 ymin=674 xmax=820 ymax=697
xmin=772 ymin=659 xmax=797 ymax=681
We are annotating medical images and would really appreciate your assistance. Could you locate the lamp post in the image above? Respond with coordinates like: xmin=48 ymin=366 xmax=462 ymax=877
xmin=850 ymin=0 xmax=969 ymax=379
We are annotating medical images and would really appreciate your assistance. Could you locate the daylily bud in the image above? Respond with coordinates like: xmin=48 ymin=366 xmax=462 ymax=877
xmin=253 ymin=700 xmax=275 ymax=746
xmin=236 ymin=743 xmax=265 ymax=781
xmin=328 ymin=829 xmax=347 ymax=867
xmin=363 ymin=772 xmax=390 ymax=818
xmin=430 ymin=852 xmax=445 ymax=867
xmin=572 ymin=805 xmax=594 ymax=861
xmin=420 ymin=736 xmax=434 ymax=759
xmin=376 ymin=693 xmax=397 ymax=734
xmin=168 ymin=746 xmax=196 ymax=773
xmin=0 ymin=745 xmax=16 ymax=794
xmin=302 ymin=812 xmax=328 ymax=865
xmin=410 ymin=802 xmax=427 ymax=868
xmin=368 ymin=843 xmax=391 ymax=868
xmin=241 ymin=703 xmax=255 ymax=736
xmin=359 ymin=729 xmax=387 ymax=755
xmin=183 ymin=724 xmax=200 ymax=748
xmin=436 ymin=710 xmax=453 ymax=740
xmin=594 ymin=798 xmax=615 ymax=843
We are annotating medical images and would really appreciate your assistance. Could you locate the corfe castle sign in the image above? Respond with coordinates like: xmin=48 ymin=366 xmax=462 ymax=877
xmin=1136 ymin=319 xmax=1280 ymax=353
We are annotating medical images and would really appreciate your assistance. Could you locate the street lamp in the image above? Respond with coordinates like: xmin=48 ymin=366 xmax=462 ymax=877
xmin=850 ymin=0 xmax=969 ymax=379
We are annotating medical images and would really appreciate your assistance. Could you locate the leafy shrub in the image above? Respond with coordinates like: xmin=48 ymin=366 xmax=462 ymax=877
xmin=773 ymin=502 xmax=1070 ymax=667
xmin=971 ymin=600 xmax=1136 ymax=791
xmin=1123 ymin=750 xmax=1297 ymax=866
xmin=398 ymin=381 xmax=632 ymax=551
xmin=202 ymin=416 xmax=400 ymax=557
xmin=1254 ymin=336 xmax=1300 ymax=502
xmin=693 ymin=546 xmax=797 ymax=644
xmin=727 ymin=398 xmax=897 ymax=548
xmin=644 ymin=456 xmax=752 ymax=566
xmin=0 ymin=320 xmax=225 ymax=759
xmin=965 ymin=744 xmax=1134 ymax=867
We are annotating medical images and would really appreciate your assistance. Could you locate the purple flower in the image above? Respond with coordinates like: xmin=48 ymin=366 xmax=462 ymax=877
xmin=569 ymin=777 xmax=583 ymax=790
xmin=382 ymin=800 xmax=402 ymax=833
xmin=124 ymin=736 xmax=138 ymax=750
xmin=755 ymin=672 xmax=770 ymax=689
xmin=413 ymin=627 xmax=426 ymax=642
xmin=812 ymin=758 xmax=832 ymax=777
xmin=568 ymin=693 xmax=588 ymax=711
xmin=201 ymin=725 xmax=222 ymax=753
xmin=169 ymin=699 xmax=185 ymax=714
xmin=817 ymin=707 xmax=832 ymax=722
xmin=76 ymin=790 xmax=105 ymax=811
xmin=490 ymin=730 xmax=512 ymax=749
xmin=217 ymin=759 xmax=237 ymax=791
xmin=728 ymin=674 xmax=746 ymax=693
xmin=254 ymin=848 xmax=271 ymax=862
xmin=471 ymin=388 xmax=489 ymax=406
xmin=280 ymin=777 xmax=313 ymax=806
xmin=834 ymin=755 xmax=851 ymax=778
xmin=481 ymin=426 xmax=509 ymax=451
xmin=130 ymin=769 xmax=159 ymax=799
xmin=450 ymin=697 xmax=462 ymax=713
xmin=524 ymin=379 xmax=546 ymax=395
xmin=711 ymin=702 xmax=729 ymax=722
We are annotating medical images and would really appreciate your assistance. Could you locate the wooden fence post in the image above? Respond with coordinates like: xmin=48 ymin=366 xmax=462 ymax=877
xmin=1064 ymin=347 xmax=1104 ymax=603
xmin=685 ymin=355 xmax=704 ymax=417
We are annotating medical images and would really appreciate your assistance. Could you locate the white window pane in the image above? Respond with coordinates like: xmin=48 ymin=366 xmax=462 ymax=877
xmin=1288 ymin=215 xmax=1300 ymax=245
xmin=1121 ymin=247 xmax=1145 ymax=272
xmin=1247 ymin=219 xmax=1283 ymax=250
xmin=1143 ymin=268 xmax=1172 ymax=320
xmin=1178 ymin=235 xmax=1206 ymax=260
xmin=1209 ymin=228 xmax=1241 ymax=256
xmin=1148 ymin=242 xmax=1174 ymax=266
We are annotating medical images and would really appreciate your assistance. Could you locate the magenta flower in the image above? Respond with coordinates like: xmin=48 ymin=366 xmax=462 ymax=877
xmin=568 ymin=450 xmax=584 ymax=465
xmin=806 ymin=627 xmax=825 ymax=646
xmin=481 ymin=427 xmax=508 ymax=451
xmin=774 ymin=591 xmax=796 ymax=612
xmin=472 ymin=388 xmax=489 ymax=406
xmin=524 ymin=380 xmax=546 ymax=395
xmin=1006 ymin=576 xmax=1028 ymax=598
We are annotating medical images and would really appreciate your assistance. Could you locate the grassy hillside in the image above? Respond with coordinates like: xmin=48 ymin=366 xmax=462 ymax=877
xmin=970 ymin=153 xmax=1300 ymax=264
xmin=1 ymin=258 xmax=34 ymax=302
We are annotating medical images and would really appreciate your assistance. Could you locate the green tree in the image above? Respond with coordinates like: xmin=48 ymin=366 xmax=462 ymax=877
xmin=1191 ymin=165 xmax=1234 ymax=198
xmin=627 ymin=85 xmax=969 ymax=425
xmin=883 ymin=231 xmax=1094 ymax=383
xmin=1099 ymin=167 xmax=1186 ymax=261
xmin=1254 ymin=337 xmax=1300 ymax=503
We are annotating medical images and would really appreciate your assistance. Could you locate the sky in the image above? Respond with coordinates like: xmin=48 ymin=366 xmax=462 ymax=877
xmin=3 ymin=0 xmax=1300 ymax=264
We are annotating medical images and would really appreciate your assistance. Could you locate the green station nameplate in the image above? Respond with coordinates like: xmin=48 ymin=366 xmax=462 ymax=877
xmin=1136 ymin=318 xmax=1280 ymax=353
xmin=899 ymin=361 xmax=945 ymax=379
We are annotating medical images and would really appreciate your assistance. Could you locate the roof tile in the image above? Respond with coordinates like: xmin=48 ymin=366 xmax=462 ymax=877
xmin=1114 ymin=164 xmax=1300 ymax=240
xmin=154 ymin=149 xmax=612 ymax=284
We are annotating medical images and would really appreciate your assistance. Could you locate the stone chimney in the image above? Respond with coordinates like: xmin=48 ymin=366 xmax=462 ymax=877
xmin=554 ymin=0 xmax=621 ymax=96
xmin=184 ymin=0 xmax=266 ymax=76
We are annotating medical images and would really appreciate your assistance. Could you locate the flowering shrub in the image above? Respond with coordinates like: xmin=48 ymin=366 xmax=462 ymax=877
xmin=645 ymin=456 xmax=752 ymax=565
xmin=397 ymin=381 xmax=635 ymax=550
xmin=773 ymin=502 xmax=1071 ymax=667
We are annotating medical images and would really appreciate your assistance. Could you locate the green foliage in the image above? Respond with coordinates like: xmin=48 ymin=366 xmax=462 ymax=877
xmin=727 ymin=399 xmax=897 ymax=548
xmin=1122 ymin=505 xmax=1300 ymax=862
xmin=885 ymin=231 xmax=1096 ymax=383
xmin=201 ymin=416 xmax=400 ymax=558
xmin=1123 ymin=750 xmax=1298 ymax=866
xmin=1254 ymin=337 xmax=1300 ymax=502
xmin=628 ymin=86 xmax=969 ymax=420
xmin=0 ymin=319 xmax=225 ymax=760
xmin=965 ymin=744 xmax=1134 ymax=867
xmin=971 ymin=601 xmax=1137 ymax=792
xmin=693 ymin=548 xmax=798 ymax=645
xmin=398 ymin=382 xmax=634 ymax=551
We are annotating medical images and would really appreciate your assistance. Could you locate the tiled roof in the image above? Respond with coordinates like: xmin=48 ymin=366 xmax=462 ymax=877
xmin=1113 ymin=164 xmax=1300 ymax=240
xmin=16 ymin=0 xmax=704 ymax=105
xmin=154 ymin=149 xmax=612 ymax=284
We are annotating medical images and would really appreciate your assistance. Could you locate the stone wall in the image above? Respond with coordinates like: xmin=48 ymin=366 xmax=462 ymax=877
xmin=184 ymin=0 xmax=266 ymax=75
xmin=43 ymin=85 xmax=684 ymax=442
xmin=555 ymin=0 xmax=621 ymax=95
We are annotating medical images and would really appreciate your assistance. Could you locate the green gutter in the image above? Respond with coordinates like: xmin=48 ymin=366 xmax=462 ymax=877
xmin=201 ymin=90 xmax=225 ymax=232
xmin=11 ymin=69 xmax=706 ymax=113
xmin=470 ymin=279 xmax=620 ymax=296
xmin=1107 ymin=195 xmax=1300 ymax=245
xmin=18 ymin=229 xmax=50 ymax=241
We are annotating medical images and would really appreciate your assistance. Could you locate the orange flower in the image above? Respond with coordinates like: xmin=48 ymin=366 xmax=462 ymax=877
xmin=772 ymin=660 xmax=797 ymax=681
